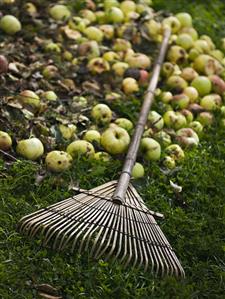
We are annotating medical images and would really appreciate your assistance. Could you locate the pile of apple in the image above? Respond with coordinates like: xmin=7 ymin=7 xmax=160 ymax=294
xmin=0 ymin=0 xmax=225 ymax=178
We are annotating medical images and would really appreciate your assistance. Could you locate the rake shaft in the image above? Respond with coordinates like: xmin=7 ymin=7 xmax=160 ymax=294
xmin=18 ymin=28 xmax=186 ymax=277
xmin=112 ymin=27 xmax=171 ymax=205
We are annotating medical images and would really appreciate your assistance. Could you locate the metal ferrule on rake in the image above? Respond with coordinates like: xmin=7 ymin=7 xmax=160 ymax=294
xmin=18 ymin=28 xmax=185 ymax=278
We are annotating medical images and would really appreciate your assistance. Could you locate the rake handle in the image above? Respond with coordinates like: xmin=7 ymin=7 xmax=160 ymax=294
xmin=112 ymin=28 xmax=171 ymax=205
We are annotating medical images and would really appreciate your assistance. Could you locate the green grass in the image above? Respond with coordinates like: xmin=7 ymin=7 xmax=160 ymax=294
xmin=1 ymin=0 xmax=225 ymax=298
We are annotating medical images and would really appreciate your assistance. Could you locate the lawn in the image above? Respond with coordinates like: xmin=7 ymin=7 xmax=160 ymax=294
xmin=0 ymin=0 xmax=225 ymax=298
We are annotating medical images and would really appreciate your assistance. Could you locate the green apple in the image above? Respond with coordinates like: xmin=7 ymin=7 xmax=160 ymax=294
xmin=167 ymin=46 xmax=187 ymax=64
xmin=45 ymin=151 xmax=72 ymax=172
xmin=42 ymin=90 xmax=57 ymax=101
xmin=165 ymin=144 xmax=185 ymax=162
xmin=19 ymin=90 xmax=40 ymax=111
xmin=183 ymin=86 xmax=199 ymax=103
xmin=0 ymin=15 xmax=21 ymax=35
xmin=193 ymin=54 xmax=223 ymax=75
xmin=66 ymin=140 xmax=95 ymax=158
xmin=104 ymin=0 xmax=120 ymax=10
xmin=148 ymin=111 xmax=164 ymax=130
xmin=113 ymin=38 xmax=131 ymax=52
xmin=160 ymin=91 xmax=173 ymax=103
xmin=162 ymin=16 xmax=181 ymax=33
xmin=106 ymin=7 xmax=124 ymax=23
xmin=191 ymin=76 xmax=212 ymax=96
xmin=126 ymin=53 xmax=151 ymax=69
xmin=112 ymin=62 xmax=129 ymax=76
xmin=161 ymin=62 xmax=174 ymax=78
xmin=0 ymin=131 xmax=12 ymax=150
xmin=197 ymin=112 xmax=214 ymax=126
xmin=189 ymin=121 xmax=203 ymax=133
xmin=131 ymin=162 xmax=145 ymax=179
xmin=99 ymin=24 xmax=114 ymax=39
xmin=103 ymin=51 xmax=119 ymax=62
xmin=122 ymin=77 xmax=139 ymax=94
xmin=78 ymin=41 xmax=100 ymax=59
xmin=163 ymin=156 xmax=176 ymax=169
xmin=175 ymin=12 xmax=192 ymax=28
xmin=163 ymin=111 xmax=187 ymax=130
xmin=83 ymin=130 xmax=101 ymax=144
xmin=180 ymin=109 xmax=194 ymax=123
xmin=210 ymin=49 xmax=224 ymax=62
xmin=16 ymin=138 xmax=44 ymax=160
xmin=114 ymin=118 xmax=133 ymax=133
xmin=200 ymin=94 xmax=222 ymax=110
xmin=154 ymin=130 xmax=171 ymax=147
xmin=88 ymin=58 xmax=110 ymax=74
xmin=181 ymin=27 xmax=198 ymax=41
xmin=140 ymin=138 xmax=161 ymax=161
xmin=49 ymin=5 xmax=71 ymax=21
xmin=80 ymin=9 xmax=96 ymax=23
xmin=167 ymin=75 xmax=188 ymax=92
xmin=93 ymin=151 xmax=111 ymax=162
xmin=91 ymin=103 xmax=112 ymax=125
xmin=84 ymin=26 xmax=104 ymax=42
xmin=45 ymin=42 xmax=61 ymax=53
xmin=120 ymin=1 xmax=136 ymax=14
xmin=176 ymin=33 xmax=194 ymax=50
xmin=59 ymin=124 xmax=77 ymax=140
xmin=176 ymin=128 xmax=199 ymax=147
xmin=101 ymin=126 xmax=130 ymax=155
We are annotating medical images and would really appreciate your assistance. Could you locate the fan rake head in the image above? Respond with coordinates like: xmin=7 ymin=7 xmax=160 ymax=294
xmin=18 ymin=181 xmax=185 ymax=277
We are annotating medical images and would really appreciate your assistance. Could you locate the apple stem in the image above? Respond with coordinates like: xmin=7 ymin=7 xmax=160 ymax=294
xmin=112 ymin=28 xmax=171 ymax=205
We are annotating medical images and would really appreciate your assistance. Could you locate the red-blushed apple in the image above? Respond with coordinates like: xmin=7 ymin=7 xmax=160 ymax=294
xmin=59 ymin=124 xmax=77 ymax=140
xmin=0 ymin=15 xmax=21 ymax=35
xmin=197 ymin=112 xmax=214 ymax=126
xmin=101 ymin=126 xmax=130 ymax=155
xmin=154 ymin=130 xmax=171 ymax=147
xmin=171 ymin=94 xmax=190 ymax=109
xmin=162 ymin=16 xmax=181 ymax=33
xmin=0 ymin=131 xmax=12 ymax=150
xmin=175 ymin=12 xmax=192 ymax=27
xmin=183 ymin=86 xmax=199 ymax=103
xmin=167 ymin=45 xmax=187 ymax=64
xmin=91 ymin=103 xmax=112 ymax=125
xmin=140 ymin=137 xmax=161 ymax=161
xmin=66 ymin=140 xmax=95 ymax=158
xmin=93 ymin=151 xmax=111 ymax=162
xmin=45 ymin=151 xmax=73 ymax=172
xmin=0 ymin=55 xmax=8 ymax=74
xmin=163 ymin=155 xmax=176 ymax=169
xmin=181 ymin=67 xmax=198 ymax=82
xmin=114 ymin=118 xmax=133 ymax=133
xmin=165 ymin=144 xmax=185 ymax=162
xmin=122 ymin=77 xmax=139 ymax=94
xmin=139 ymin=70 xmax=149 ymax=86
xmin=200 ymin=94 xmax=222 ymax=110
xmin=209 ymin=75 xmax=225 ymax=95
xmin=83 ymin=129 xmax=101 ymax=144
xmin=88 ymin=58 xmax=110 ymax=74
xmin=131 ymin=162 xmax=145 ymax=179
xmin=148 ymin=111 xmax=164 ymax=130
xmin=49 ymin=4 xmax=71 ymax=21
xmin=189 ymin=121 xmax=203 ymax=133
xmin=176 ymin=128 xmax=199 ymax=147
xmin=16 ymin=138 xmax=44 ymax=160
xmin=191 ymin=76 xmax=212 ymax=96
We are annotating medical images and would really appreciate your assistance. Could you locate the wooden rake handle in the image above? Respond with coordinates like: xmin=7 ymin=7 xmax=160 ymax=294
xmin=112 ymin=27 xmax=171 ymax=205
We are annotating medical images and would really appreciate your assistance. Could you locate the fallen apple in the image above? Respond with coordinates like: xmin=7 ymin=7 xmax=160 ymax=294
xmin=16 ymin=138 xmax=44 ymax=160
xmin=165 ymin=144 xmax=185 ymax=162
xmin=189 ymin=121 xmax=203 ymax=133
xmin=200 ymin=94 xmax=222 ymax=110
xmin=163 ymin=155 xmax=176 ymax=169
xmin=93 ymin=151 xmax=111 ymax=162
xmin=45 ymin=151 xmax=73 ymax=172
xmin=101 ymin=126 xmax=130 ymax=155
xmin=122 ymin=77 xmax=139 ymax=94
xmin=66 ymin=140 xmax=95 ymax=158
xmin=114 ymin=118 xmax=133 ymax=133
xmin=175 ymin=12 xmax=192 ymax=28
xmin=148 ymin=111 xmax=164 ymax=130
xmin=49 ymin=4 xmax=71 ymax=21
xmin=140 ymin=137 xmax=161 ymax=161
xmin=0 ymin=15 xmax=21 ymax=35
xmin=176 ymin=128 xmax=199 ymax=147
xmin=83 ymin=130 xmax=101 ymax=144
xmin=0 ymin=131 xmax=12 ymax=150
xmin=191 ymin=76 xmax=212 ymax=96
xmin=91 ymin=103 xmax=112 ymax=125
xmin=131 ymin=162 xmax=145 ymax=179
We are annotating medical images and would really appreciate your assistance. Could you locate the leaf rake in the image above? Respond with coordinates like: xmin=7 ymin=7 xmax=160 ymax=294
xmin=18 ymin=28 xmax=185 ymax=277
